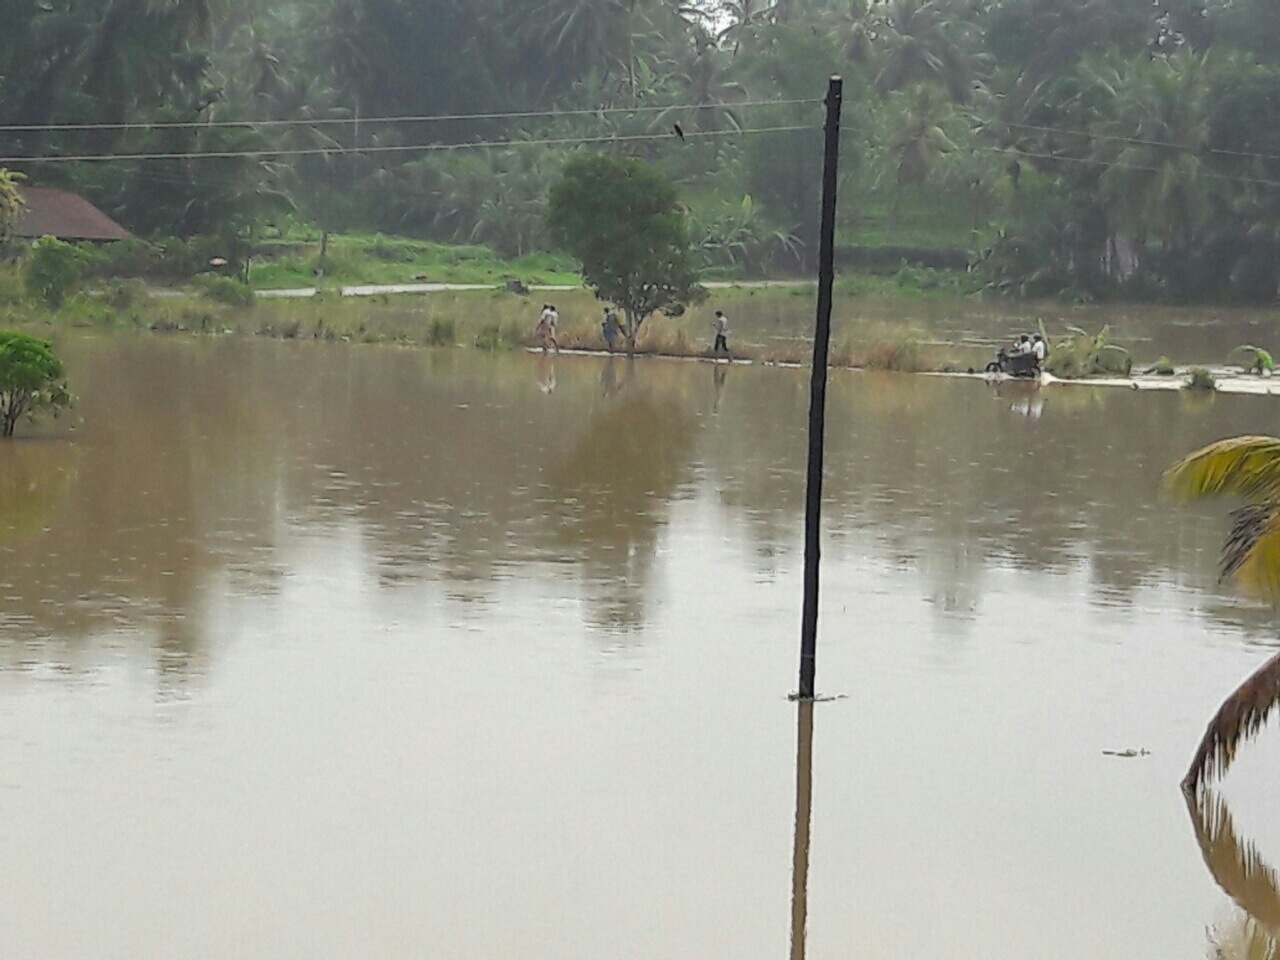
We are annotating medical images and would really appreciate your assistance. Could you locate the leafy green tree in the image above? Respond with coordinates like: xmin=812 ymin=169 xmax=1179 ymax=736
xmin=548 ymin=154 xmax=702 ymax=350
xmin=25 ymin=237 xmax=89 ymax=308
xmin=0 ymin=331 xmax=71 ymax=438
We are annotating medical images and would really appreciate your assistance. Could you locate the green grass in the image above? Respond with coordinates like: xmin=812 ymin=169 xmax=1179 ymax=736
xmin=839 ymin=192 xmax=995 ymax=250
xmin=835 ymin=266 xmax=983 ymax=298
xmin=247 ymin=234 xmax=581 ymax=289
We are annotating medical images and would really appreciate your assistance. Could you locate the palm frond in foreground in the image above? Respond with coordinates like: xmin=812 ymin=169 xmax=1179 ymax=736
xmin=1166 ymin=437 xmax=1280 ymax=791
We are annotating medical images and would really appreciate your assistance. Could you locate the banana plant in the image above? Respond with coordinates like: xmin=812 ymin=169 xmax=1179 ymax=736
xmin=1043 ymin=323 xmax=1132 ymax=378
xmin=1228 ymin=345 xmax=1275 ymax=374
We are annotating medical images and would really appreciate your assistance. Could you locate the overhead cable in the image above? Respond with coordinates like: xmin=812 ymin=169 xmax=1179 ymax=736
xmin=0 ymin=125 xmax=818 ymax=164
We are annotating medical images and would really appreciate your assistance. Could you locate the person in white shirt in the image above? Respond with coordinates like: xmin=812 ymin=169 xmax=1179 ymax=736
xmin=1031 ymin=333 xmax=1047 ymax=364
xmin=534 ymin=304 xmax=559 ymax=353
xmin=1016 ymin=334 xmax=1033 ymax=355
xmin=712 ymin=310 xmax=730 ymax=356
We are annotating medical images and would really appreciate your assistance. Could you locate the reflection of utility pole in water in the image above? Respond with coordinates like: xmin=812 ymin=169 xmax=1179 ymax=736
xmin=789 ymin=699 xmax=815 ymax=960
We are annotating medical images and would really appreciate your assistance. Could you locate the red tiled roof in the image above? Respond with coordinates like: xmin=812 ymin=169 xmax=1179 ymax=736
xmin=15 ymin=186 xmax=132 ymax=241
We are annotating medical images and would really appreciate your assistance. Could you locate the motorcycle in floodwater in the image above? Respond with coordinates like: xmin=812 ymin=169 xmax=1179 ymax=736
xmin=985 ymin=348 xmax=1042 ymax=379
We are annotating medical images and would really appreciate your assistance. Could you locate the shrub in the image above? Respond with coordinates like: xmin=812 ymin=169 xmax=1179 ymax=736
xmin=474 ymin=323 xmax=514 ymax=351
xmin=101 ymin=278 xmax=150 ymax=310
xmin=193 ymin=273 xmax=255 ymax=307
xmin=368 ymin=236 xmax=417 ymax=263
xmin=856 ymin=337 xmax=926 ymax=372
xmin=1186 ymin=367 xmax=1217 ymax=391
xmin=25 ymin=237 xmax=89 ymax=308
xmin=426 ymin=318 xmax=456 ymax=346
xmin=0 ymin=330 xmax=72 ymax=437
xmin=1043 ymin=324 xmax=1132 ymax=379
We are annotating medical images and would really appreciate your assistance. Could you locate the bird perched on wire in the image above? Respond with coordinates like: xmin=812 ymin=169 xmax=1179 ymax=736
xmin=673 ymin=123 xmax=685 ymax=142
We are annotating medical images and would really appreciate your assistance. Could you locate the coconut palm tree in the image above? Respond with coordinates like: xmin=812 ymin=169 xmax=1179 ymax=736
xmin=874 ymin=0 xmax=984 ymax=104
xmin=1165 ymin=436 xmax=1280 ymax=792
xmin=653 ymin=30 xmax=747 ymax=133
xmin=1093 ymin=52 xmax=1215 ymax=260
xmin=880 ymin=87 xmax=958 ymax=238
xmin=717 ymin=0 xmax=772 ymax=54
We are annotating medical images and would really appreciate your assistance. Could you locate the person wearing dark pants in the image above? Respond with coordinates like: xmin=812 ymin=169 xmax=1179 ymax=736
xmin=712 ymin=310 xmax=730 ymax=356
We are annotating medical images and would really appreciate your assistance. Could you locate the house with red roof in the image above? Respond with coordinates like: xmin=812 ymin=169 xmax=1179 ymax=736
xmin=15 ymin=186 xmax=131 ymax=242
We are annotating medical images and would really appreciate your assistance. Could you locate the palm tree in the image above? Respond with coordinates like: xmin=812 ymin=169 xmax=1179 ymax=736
xmin=717 ymin=0 xmax=771 ymax=54
xmin=1093 ymin=52 xmax=1215 ymax=260
xmin=874 ymin=0 xmax=984 ymax=104
xmin=653 ymin=30 xmax=747 ymax=133
xmin=880 ymin=88 xmax=958 ymax=238
xmin=828 ymin=0 xmax=885 ymax=64
xmin=1165 ymin=436 xmax=1280 ymax=791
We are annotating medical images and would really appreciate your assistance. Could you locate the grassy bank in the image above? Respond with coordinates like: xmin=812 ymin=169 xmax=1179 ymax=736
xmin=0 ymin=264 xmax=962 ymax=373
xmin=247 ymin=234 xmax=582 ymax=289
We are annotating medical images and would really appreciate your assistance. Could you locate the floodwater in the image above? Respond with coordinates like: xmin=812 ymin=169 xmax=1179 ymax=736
xmin=4 ymin=334 xmax=1280 ymax=958
xmin=734 ymin=291 xmax=1280 ymax=365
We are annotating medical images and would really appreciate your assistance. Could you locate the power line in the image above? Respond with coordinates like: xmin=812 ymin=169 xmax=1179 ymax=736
xmin=0 ymin=125 xmax=818 ymax=165
xmin=0 ymin=98 xmax=821 ymax=134
xmin=997 ymin=144 xmax=1280 ymax=189
xmin=997 ymin=120 xmax=1280 ymax=165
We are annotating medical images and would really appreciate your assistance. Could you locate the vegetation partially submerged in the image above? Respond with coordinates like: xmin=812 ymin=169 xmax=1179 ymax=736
xmin=1042 ymin=325 xmax=1133 ymax=379
xmin=0 ymin=329 xmax=71 ymax=437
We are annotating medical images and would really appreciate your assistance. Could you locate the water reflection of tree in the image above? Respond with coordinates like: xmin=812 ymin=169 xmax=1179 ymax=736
xmin=0 ymin=338 xmax=278 ymax=681
xmin=704 ymin=368 xmax=1280 ymax=632
xmin=1188 ymin=789 xmax=1280 ymax=958
xmin=541 ymin=378 xmax=698 ymax=631
xmin=0 ymin=442 xmax=77 ymax=545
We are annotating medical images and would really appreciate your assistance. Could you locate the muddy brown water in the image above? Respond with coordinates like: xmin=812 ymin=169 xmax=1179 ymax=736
xmin=4 ymin=334 xmax=1280 ymax=958
xmin=732 ymin=291 xmax=1280 ymax=365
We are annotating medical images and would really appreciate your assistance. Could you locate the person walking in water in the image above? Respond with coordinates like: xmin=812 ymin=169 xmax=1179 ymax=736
xmin=601 ymin=307 xmax=621 ymax=353
xmin=712 ymin=309 xmax=730 ymax=357
xmin=535 ymin=303 xmax=559 ymax=354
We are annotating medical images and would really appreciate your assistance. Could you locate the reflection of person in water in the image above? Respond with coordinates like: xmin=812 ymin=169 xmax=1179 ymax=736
xmin=600 ymin=357 xmax=618 ymax=397
xmin=535 ymin=356 xmax=557 ymax=395
xmin=713 ymin=362 xmax=727 ymax=413
xmin=1010 ymin=395 xmax=1045 ymax=419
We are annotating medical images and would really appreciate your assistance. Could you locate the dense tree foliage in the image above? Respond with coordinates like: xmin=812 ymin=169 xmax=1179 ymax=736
xmin=0 ymin=331 xmax=71 ymax=437
xmin=4 ymin=0 xmax=1280 ymax=301
xmin=549 ymin=155 xmax=702 ymax=348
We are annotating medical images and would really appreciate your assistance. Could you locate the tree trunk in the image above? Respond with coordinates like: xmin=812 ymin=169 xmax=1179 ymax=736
xmin=624 ymin=307 xmax=639 ymax=355
xmin=887 ymin=185 xmax=901 ymax=243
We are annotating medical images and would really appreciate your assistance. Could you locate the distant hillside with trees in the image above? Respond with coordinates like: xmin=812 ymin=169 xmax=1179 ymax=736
xmin=4 ymin=0 xmax=1280 ymax=302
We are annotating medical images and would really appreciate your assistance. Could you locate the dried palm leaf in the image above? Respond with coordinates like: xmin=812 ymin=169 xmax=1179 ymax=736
xmin=1184 ymin=649 xmax=1280 ymax=791
xmin=1163 ymin=436 xmax=1280 ymax=504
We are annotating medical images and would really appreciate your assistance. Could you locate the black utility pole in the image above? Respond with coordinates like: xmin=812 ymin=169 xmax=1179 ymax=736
xmin=798 ymin=76 xmax=843 ymax=700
